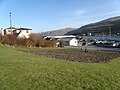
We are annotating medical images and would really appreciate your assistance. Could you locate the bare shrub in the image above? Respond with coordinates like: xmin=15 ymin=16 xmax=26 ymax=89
xmin=1 ymin=35 xmax=17 ymax=46
xmin=38 ymin=39 xmax=56 ymax=47
xmin=0 ymin=34 xmax=2 ymax=42
xmin=29 ymin=34 xmax=38 ymax=43
xmin=58 ymin=41 xmax=65 ymax=47
xmin=0 ymin=34 xmax=57 ymax=48
xmin=16 ymin=38 xmax=28 ymax=46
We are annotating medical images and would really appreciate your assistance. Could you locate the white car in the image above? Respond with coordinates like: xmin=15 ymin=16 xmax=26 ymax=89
xmin=112 ymin=42 xmax=120 ymax=47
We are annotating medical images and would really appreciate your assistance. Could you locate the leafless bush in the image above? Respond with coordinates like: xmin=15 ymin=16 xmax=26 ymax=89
xmin=58 ymin=41 xmax=65 ymax=47
xmin=0 ymin=34 xmax=2 ymax=42
xmin=1 ymin=35 xmax=17 ymax=46
xmin=0 ymin=34 xmax=57 ymax=47
xmin=16 ymin=38 xmax=28 ymax=46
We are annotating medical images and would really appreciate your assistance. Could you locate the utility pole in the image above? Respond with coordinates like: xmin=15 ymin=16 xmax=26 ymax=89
xmin=9 ymin=12 xmax=12 ymax=35
xmin=108 ymin=25 xmax=111 ymax=40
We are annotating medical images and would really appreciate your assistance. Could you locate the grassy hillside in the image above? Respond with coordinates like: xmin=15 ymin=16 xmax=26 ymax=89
xmin=0 ymin=45 xmax=120 ymax=90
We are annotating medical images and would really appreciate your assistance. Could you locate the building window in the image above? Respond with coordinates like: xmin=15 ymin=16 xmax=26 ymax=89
xmin=26 ymin=30 xmax=29 ymax=33
xmin=8 ymin=29 xmax=11 ymax=32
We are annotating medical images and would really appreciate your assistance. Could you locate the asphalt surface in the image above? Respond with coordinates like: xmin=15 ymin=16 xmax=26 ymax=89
xmin=65 ymin=46 xmax=120 ymax=53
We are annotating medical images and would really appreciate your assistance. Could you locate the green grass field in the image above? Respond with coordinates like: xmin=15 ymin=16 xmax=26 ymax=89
xmin=0 ymin=44 xmax=120 ymax=90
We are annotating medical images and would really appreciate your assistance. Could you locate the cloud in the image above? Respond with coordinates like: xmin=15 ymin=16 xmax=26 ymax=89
xmin=61 ymin=9 xmax=87 ymax=21
xmin=60 ymin=9 xmax=86 ymax=17
xmin=60 ymin=1 xmax=120 ymax=28
xmin=64 ymin=10 xmax=120 ymax=21
xmin=85 ymin=10 xmax=120 ymax=18
xmin=69 ymin=9 xmax=86 ymax=16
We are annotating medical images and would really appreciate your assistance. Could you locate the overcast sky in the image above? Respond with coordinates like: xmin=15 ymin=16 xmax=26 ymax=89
xmin=0 ymin=0 xmax=120 ymax=33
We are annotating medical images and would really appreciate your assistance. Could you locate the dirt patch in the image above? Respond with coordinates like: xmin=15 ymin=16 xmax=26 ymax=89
xmin=18 ymin=49 xmax=120 ymax=63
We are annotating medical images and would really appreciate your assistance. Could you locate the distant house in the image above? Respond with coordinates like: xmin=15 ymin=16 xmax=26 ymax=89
xmin=1 ymin=27 xmax=32 ymax=38
xmin=59 ymin=37 xmax=78 ymax=46
xmin=1 ymin=27 xmax=16 ymax=36
xmin=44 ymin=35 xmax=79 ymax=46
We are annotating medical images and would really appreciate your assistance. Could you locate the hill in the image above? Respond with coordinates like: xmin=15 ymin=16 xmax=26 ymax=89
xmin=39 ymin=27 xmax=76 ymax=36
xmin=65 ymin=16 xmax=120 ymax=36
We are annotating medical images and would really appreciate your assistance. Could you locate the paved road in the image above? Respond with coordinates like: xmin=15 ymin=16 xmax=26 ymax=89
xmin=65 ymin=46 xmax=120 ymax=53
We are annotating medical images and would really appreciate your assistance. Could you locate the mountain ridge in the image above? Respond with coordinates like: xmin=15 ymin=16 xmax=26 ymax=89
xmin=39 ymin=27 xmax=76 ymax=36
xmin=65 ymin=16 xmax=120 ymax=36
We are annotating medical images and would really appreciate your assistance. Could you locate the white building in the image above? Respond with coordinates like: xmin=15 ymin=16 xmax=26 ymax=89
xmin=44 ymin=35 xmax=79 ymax=46
xmin=1 ymin=27 xmax=32 ymax=38
xmin=69 ymin=38 xmax=78 ymax=46
xmin=14 ymin=28 xmax=32 ymax=38
xmin=1 ymin=27 xmax=16 ymax=36
xmin=59 ymin=37 xmax=78 ymax=46
xmin=44 ymin=35 xmax=76 ymax=39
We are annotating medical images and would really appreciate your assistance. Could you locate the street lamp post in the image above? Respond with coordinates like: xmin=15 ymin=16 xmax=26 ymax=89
xmin=9 ymin=12 xmax=12 ymax=35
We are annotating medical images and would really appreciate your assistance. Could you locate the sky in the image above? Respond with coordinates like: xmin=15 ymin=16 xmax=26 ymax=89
xmin=0 ymin=0 xmax=120 ymax=33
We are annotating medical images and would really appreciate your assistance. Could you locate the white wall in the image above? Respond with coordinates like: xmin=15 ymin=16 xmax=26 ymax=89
xmin=18 ymin=30 xmax=31 ymax=38
xmin=1 ymin=28 xmax=4 ymax=36
xmin=69 ymin=38 xmax=78 ymax=46
xmin=1 ymin=28 xmax=16 ymax=36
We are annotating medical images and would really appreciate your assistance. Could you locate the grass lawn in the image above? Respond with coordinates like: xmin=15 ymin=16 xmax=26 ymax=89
xmin=0 ymin=44 xmax=120 ymax=90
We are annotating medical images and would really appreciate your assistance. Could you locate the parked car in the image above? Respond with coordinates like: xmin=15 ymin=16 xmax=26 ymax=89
xmin=112 ymin=42 xmax=120 ymax=47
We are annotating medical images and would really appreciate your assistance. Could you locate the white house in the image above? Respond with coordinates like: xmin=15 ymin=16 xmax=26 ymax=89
xmin=69 ymin=38 xmax=78 ymax=46
xmin=59 ymin=37 xmax=78 ymax=46
xmin=1 ymin=27 xmax=32 ymax=38
xmin=14 ymin=28 xmax=32 ymax=38
xmin=44 ymin=35 xmax=79 ymax=46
